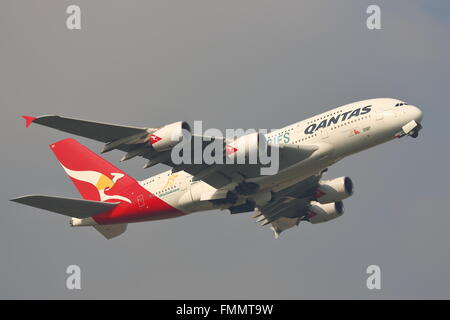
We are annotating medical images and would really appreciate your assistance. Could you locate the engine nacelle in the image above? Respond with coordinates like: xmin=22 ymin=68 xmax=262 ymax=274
xmin=306 ymin=201 xmax=344 ymax=224
xmin=149 ymin=121 xmax=191 ymax=152
xmin=225 ymin=132 xmax=267 ymax=164
xmin=314 ymin=176 xmax=353 ymax=204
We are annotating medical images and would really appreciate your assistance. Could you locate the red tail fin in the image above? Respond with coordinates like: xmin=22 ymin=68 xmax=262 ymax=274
xmin=50 ymin=138 xmax=137 ymax=203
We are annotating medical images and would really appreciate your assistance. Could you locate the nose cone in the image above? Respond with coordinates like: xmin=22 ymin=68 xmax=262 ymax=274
xmin=409 ymin=105 xmax=423 ymax=123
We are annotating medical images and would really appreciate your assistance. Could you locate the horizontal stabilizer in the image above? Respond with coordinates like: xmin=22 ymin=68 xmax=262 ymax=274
xmin=94 ymin=224 xmax=128 ymax=239
xmin=11 ymin=195 xmax=119 ymax=218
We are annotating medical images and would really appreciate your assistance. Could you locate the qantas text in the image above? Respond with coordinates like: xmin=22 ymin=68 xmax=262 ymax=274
xmin=304 ymin=105 xmax=372 ymax=134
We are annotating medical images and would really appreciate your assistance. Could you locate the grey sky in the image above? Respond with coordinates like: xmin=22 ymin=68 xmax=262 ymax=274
xmin=1 ymin=0 xmax=449 ymax=299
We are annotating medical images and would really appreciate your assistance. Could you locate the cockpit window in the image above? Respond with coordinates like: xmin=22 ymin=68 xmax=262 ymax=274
xmin=395 ymin=102 xmax=408 ymax=107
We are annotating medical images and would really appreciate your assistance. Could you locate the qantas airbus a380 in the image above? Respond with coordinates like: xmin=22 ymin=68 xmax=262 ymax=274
xmin=12 ymin=98 xmax=423 ymax=239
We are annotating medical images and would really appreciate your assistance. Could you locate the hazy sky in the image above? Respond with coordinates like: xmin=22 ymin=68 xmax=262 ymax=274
xmin=1 ymin=0 xmax=449 ymax=299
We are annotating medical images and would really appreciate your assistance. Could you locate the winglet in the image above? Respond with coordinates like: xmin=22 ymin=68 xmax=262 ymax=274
xmin=22 ymin=115 xmax=36 ymax=128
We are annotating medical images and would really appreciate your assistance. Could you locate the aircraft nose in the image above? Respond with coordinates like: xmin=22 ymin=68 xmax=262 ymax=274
xmin=409 ymin=105 xmax=423 ymax=123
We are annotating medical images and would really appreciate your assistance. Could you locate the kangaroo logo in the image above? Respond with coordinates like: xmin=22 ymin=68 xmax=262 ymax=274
xmin=162 ymin=173 xmax=179 ymax=189
xmin=61 ymin=165 xmax=132 ymax=203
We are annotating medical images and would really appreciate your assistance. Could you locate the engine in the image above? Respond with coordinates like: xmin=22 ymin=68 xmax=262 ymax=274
xmin=149 ymin=121 xmax=191 ymax=152
xmin=314 ymin=176 xmax=353 ymax=204
xmin=225 ymin=132 xmax=268 ymax=163
xmin=306 ymin=201 xmax=344 ymax=224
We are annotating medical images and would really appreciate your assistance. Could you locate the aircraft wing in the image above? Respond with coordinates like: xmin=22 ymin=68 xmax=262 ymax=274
xmin=24 ymin=115 xmax=320 ymax=189
xmin=252 ymin=174 xmax=322 ymax=238
xmin=25 ymin=115 xmax=152 ymax=143
xmin=160 ymin=140 xmax=318 ymax=189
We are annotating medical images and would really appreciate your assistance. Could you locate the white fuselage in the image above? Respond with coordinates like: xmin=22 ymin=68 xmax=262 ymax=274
xmin=139 ymin=98 xmax=423 ymax=215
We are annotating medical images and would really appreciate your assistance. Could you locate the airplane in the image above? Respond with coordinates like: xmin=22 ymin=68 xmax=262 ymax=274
xmin=11 ymin=98 xmax=423 ymax=239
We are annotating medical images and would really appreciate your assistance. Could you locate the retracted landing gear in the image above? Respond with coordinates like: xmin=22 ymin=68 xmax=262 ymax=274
xmin=397 ymin=120 xmax=422 ymax=139
xmin=408 ymin=124 xmax=422 ymax=139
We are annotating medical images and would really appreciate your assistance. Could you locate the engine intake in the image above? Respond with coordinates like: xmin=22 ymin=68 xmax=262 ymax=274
xmin=314 ymin=176 xmax=353 ymax=204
